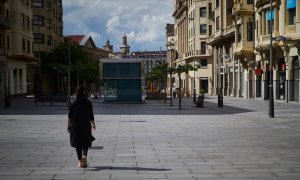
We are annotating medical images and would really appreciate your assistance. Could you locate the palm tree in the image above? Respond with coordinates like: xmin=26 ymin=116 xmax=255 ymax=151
xmin=151 ymin=62 xmax=168 ymax=102
xmin=175 ymin=63 xmax=200 ymax=110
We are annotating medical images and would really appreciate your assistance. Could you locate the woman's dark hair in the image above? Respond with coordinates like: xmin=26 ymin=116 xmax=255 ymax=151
xmin=76 ymin=85 xmax=85 ymax=99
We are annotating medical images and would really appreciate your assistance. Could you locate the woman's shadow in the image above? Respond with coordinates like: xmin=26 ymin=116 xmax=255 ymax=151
xmin=87 ymin=166 xmax=171 ymax=172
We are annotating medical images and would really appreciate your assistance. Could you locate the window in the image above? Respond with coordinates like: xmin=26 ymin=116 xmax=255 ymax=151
xmin=26 ymin=16 xmax=30 ymax=28
xmin=247 ymin=0 xmax=253 ymax=4
xmin=216 ymin=16 xmax=220 ymax=30
xmin=58 ymin=13 xmax=63 ymax=22
xmin=201 ymin=42 xmax=206 ymax=54
xmin=208 ymin=3 xmax=212 ymax=15
xmin=247 ymin=22 xmax=253 ymax=41
xmin=27 ymin=40 xmax=30 ymax=53
xmin=7 ymin=36 xmax=9 ymax=49
xmin=200 ymin=7 xmax=206 ymax=17
xmin=216 ymin=0 xmax=219 ymax=8
xmin=209 ymin=25 xmax=212 ymax=36
xmin=200 ymin=59 xmax=208 ymax=67
xmin=33 ymin=33 xmax=45 ymax=44
xmin=47 ymin=36 xmax=53 ymax=46
xmin=21 ymin=13 xmax=25 ymax=25
xmin=46 ymin=1 xmax=52 ymax=11
xmin=57 ymin=0 xmax=62 ymax=7
xmin=237 ymin=24 xmax=242 ymax=42
xmin=32 ymin=0 xmax=44 ymax=7
xmin=47 ymin=18 xmax=53 ymax=29
xmin=200 ymin=24 xmax=207 ymax=34
xmin=59 ymin=27 xmax=63 ymax=36
xmin=267 ymin=10 xmax=274 ymax=34
xmin=33 ymin=15 xmax=44 ymax=26
xmin=287 ymin=8 xmax=296 ymax=25
xmin=0 ymin=35 xmax=3 ymax=49
xmin=22 ymin=39 xmax=26 ymax=51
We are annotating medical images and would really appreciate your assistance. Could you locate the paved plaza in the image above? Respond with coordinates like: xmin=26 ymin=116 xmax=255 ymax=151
xmin=0 ymin=96 xmax=300 ymax=180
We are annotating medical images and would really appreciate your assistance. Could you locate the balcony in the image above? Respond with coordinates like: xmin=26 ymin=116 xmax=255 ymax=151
xmin=256 ymin=0 xmax=270 ymax=8
xmin=225 ymin=24 xmax=235 ymax=36
xmin=196 ymin=49 xmax=212 ymax=56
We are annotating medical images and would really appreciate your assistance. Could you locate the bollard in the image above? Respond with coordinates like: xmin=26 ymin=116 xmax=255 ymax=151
xmin=218 ymin=94 xmax=223 ymax=107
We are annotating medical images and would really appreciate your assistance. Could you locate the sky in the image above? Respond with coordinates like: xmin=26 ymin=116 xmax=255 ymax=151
xmin=63 ymin=0 xmax=174 ymax=52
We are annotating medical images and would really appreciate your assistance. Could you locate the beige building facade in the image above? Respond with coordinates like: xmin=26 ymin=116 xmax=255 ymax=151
xmin=172 ymin=0 xmax=300 ymax=104
xmin=28 ymin=0 xmax=64 ymax=94
xmin=0 ymin=0 xmax=38 ymax=102
xmin=255 ymin=0 xmax=300 ymax=103
xmin=173 ymin=0 xmax=214 ymax=98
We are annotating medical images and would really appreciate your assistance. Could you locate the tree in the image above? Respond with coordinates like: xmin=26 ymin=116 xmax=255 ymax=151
xmin=175 ymin=63 xmax=200 ymax=110
xmin=151 ymin=62 xmax=168 ymax=102
xmin=41 ymin=43 xmax=99 ymax=94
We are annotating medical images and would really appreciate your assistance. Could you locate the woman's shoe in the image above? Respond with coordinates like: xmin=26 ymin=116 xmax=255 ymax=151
xmin=78 ymin=160 xmax=82 ymax=168
xmin=81 ymin=156 xmax=87 ymax=168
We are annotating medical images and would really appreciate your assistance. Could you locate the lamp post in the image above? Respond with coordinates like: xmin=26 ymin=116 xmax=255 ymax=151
xmin=4 ymin=57 xmax=10 ymax=107
xmin=218 ymin=52 xmax=223 ymax=107
xmin=188 ymin=17 xmax=196 ymax=102
xmin=269 ymin=0 xmax=274 ymax=118
xmin=67 ymin=39 xmax=71 ymax=108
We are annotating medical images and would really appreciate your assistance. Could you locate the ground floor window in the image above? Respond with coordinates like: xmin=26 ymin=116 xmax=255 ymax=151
xmin=292 ymin=57 xmax=299 ymax=101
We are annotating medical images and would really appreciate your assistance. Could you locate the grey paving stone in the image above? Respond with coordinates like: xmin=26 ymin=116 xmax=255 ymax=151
xmin=1 ymin=96 xmax=300 ymax=179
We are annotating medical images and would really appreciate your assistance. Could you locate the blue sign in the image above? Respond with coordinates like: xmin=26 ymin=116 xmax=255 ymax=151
xmin=267 ymin=10 xmax=274 ymax=21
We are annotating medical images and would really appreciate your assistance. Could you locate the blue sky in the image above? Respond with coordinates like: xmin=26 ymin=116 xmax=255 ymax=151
xmin=63 ymin=0 xmax=174 ymax=52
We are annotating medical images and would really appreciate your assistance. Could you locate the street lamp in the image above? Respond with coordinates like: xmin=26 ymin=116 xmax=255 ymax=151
xmin=217 ymin=53 xmax=223 ymax=107
xmin=67 ymin=39 xmax=71 ymax=108
xmin=269 ymin=0 xmax=274 ymax=118
xmin=188 ymin=17 xmax=196 ymax=102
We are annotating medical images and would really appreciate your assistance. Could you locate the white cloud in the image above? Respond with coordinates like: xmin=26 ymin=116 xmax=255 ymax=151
xmin=63 ymin=0 xmax=174 ymax=51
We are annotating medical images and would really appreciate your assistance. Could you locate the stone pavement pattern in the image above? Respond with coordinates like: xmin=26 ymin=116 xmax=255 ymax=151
xmin=0 ymin=96 xmax=300 ymax=179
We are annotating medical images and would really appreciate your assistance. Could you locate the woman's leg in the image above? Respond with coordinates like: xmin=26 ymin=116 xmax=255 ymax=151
xmin=81 ymin=147 xmax=88 ymax=168
xmin=76 ymin=147 xmax=82 ymax=160
xmin=82 ymin=147 xmax=88 ymax=157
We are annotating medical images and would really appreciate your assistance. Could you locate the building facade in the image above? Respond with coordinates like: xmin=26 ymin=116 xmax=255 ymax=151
xmin=27 ymin=0 xmax=64 ymax=94
xmin=0 ymin=0 xmax=38 ymax=103
xmin=173 ymin=0 xmax=214 ymax=98
xmin=255 ymin=0 xmax=300 ymax=103
xmin=171 ymin=0 xmax=300 ymax=104
xmin=166 ymin=23 xmax=175 ymax=96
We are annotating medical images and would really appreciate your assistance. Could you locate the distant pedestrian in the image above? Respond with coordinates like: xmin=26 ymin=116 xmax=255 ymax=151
xmin=67 ymin=85 xmax=96 ymax=168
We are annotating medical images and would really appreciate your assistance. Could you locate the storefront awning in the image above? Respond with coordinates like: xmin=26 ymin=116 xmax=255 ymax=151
xmin=287 ymin=0 xmax=296 ymax=9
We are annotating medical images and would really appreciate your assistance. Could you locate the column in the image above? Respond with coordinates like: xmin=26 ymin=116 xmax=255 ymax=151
xmin=274 ymin=5 xmax=279 ymax=36
xmin=214 ymin=46 xmax=218 ymax=95
xmin=262 ymin=11 xmax=266 ymax=35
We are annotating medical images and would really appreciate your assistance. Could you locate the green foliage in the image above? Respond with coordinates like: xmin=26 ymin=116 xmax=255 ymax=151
xmin=200 ymin=89 xmax=205 ymax=96
xmin=41 ymin=42 xmax=99 ymax=84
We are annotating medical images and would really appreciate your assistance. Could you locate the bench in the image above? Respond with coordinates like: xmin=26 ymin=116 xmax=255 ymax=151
xmin=194 ymin=95 xmax=204 ymax=108
xmin=35 ymin=95 xmax=67 ymax=106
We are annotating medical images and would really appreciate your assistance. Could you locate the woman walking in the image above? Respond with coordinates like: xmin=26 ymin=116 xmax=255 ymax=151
xmin=67 ymin=85 xmax=96 ymax=168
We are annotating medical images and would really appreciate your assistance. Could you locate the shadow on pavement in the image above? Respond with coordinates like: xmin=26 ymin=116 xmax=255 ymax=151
xmin=88 ymin=166 xmax=171 ymax=172
xmin=0 ymin=96 xmax=254 ymax=115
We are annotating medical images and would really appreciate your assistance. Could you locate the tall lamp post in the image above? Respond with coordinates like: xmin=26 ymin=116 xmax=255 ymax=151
xmin=218 ymin=52 xmax=223 ymax=107
xmin=188 ymin=17 xmax=196 ymax=102
xmin=67 ymin=39 xmax=71 ymax=108
xmin=269 ymin=0 xmax=274 ymax=118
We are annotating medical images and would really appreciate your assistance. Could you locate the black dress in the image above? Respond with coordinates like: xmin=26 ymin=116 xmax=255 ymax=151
xmin=68 ymin=98 xmax=94 ymax=148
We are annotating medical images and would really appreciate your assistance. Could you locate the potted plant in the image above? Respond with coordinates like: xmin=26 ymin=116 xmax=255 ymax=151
xmin=196 ymin=89 xmax=205 ymax=108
